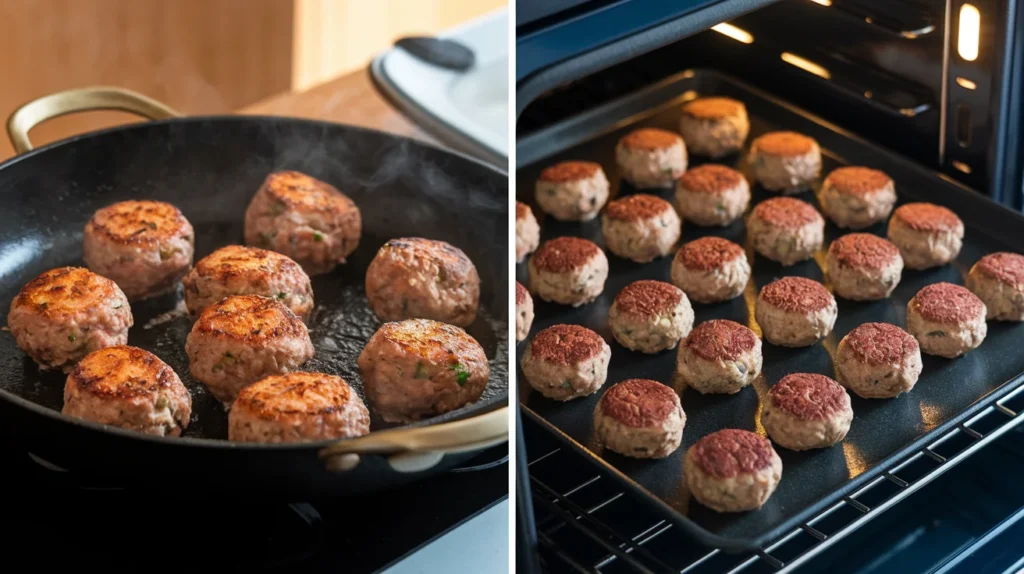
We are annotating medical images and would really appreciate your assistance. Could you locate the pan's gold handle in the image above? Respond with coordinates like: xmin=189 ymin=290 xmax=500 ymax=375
xmin=7 ymin=86 xmax=180 ymax=154
xmin=319 ymin=405 xmax=508 ymax=473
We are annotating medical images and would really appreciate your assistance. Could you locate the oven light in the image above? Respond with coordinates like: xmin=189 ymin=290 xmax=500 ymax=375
xmin=711 ymin=23 xmax=754 ymax=44
xmin=781 ymin=52 xmax=831 ymax=79
xmin=952 ymin=160 xmax=972 ymax=174
xmin=956 ymin=77 xmax=978 ymax=90
xmin=958 ymin=4 xmax=980 ymax=62
xmin=810 ymin=0 xmax=832 ymax=5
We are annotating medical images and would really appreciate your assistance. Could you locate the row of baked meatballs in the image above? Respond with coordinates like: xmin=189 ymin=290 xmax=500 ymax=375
xmin=6 ymin=170 xmax=490 ymax=442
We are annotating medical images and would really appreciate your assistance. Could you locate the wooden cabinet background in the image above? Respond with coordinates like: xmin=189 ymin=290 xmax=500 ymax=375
xmin=0 ymin=0 xmax=504 ymax=160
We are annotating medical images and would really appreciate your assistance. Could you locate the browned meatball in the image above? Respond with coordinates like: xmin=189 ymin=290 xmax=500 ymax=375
xmin=365 ymin=237 xmax=480 ymax=327
xmin=185 ymin=295 xmax=315 ymax=404
xmin=7 ymin=267 xmax=133 ymax=371
xmin=357 ymin=319 xmax=489 ymax=423
xmin=62 ymin=346 xmax=191 ymax=436
xmin=83 ymin=200 xmax=195 ymax=300
xmin=244 ymin=171 xmax=362 ymax=276
xmin=229 ymin=372 xmax=370 ymax=443
xmin=183 ymin=245 xmax=314 ymax=320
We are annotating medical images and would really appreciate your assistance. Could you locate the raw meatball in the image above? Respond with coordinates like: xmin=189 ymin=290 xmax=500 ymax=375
xmin=357 ymin=319 xmax=489 ymax=422
xmin=520 ymin=324 xmax=611 ymax=401
xmin=528 ymin=236 xmax=608 ymax=307
xmin=761 ymin=373 xmax=852 ymax=451
xmin=755 ymin=277 xmax=837 ymax=347
xmin=185 ymin=295 xmax=315 ymax=404
xmin=967 ymin=252 xmax=1024 ymax=321
xmin=593 ymin=378 xmax=685 ymax=459
xmin=674 ymin=164 xmax=750 ymax=226
xmin=818 ymin=166 xmax=896 ymax=229
xmin=62 ymin=346 xmax=191 ymax=436
xmin=835 ymin=322 xmax=922 ymax=399
xmin=516 ymin=201 xmax=541 ymax=262
xmin=748 ymin=197 xmax=824 ymax=266
xmin=534 ymin=161 xmax=610 ymax=221
xmin=515 ymin=281 xmax=534 ymax=342
xmin=887 ymin=202 xmax=964 ymax=269
xmin=684 ymin=429 xmax=782 ymax=513
xmin=615 ymin=128 xmax=687 ymax=188
xmin=676 ymin=319 xmax=762 ymax=394
xmin=7 ymin=267 xmax=133 ymax=372
xmin=183 ymin=245 xmax=314 ymax=321
xmin=244 ymin=170 xmax=362 ymax=276
xmin=229 ymin=372 xmax=370 ymax=443
xmin=825 ymin=233 xmax=903 ymax=301
xmin=365 ymin=237 xmax=480 ymax=327
xmin=608 ymin=280 xmax=694 ymax=354
xmin=748 ymin=131 xmax=821 ymax=194
xmin=670 ymin=236 xmax=750 ymax=303
xmin=601 ymin=194 xmax=681 ymax=263
xmin=83 ymin=200 xmax=194 ymax=300
xmin=906 ymin=282 xmax=987 ymax=358
xmin=678 ymin=97 xmax=749 ymax=158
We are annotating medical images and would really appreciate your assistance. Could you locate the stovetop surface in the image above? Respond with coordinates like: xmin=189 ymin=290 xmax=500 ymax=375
xmin=0 ymin=433 xmax=508 ymax=572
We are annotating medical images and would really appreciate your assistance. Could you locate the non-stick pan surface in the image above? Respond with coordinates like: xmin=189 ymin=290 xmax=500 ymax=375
xmin=0 ymin=114 xmax=508 ymax=496
xmin=515 ymin=69 xmax=1024 ymax=549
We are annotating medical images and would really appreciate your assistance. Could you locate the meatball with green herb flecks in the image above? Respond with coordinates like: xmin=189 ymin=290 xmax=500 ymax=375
xmin=183 ymin=245 xmax=314 ymax=321
xmin=185 ymin=295 xmax=314 ymax=405
xmin=357 ymin=319 xmax=489 ymax=423
xmin=244 ymin=170 xmax=361 ymax=276
xmin=83 ymin=200 xmax=194 ymax=300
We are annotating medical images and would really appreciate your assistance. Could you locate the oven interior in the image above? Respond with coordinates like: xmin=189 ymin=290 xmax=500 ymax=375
xmin=516 ymin=0 xmax=1024 ymax=571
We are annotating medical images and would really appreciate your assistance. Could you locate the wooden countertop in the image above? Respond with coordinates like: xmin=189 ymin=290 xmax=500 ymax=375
xmin=240 ymin=68 xmax=438 ymax=145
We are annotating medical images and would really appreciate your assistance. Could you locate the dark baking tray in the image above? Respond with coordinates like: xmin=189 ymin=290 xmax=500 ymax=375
xmin=514 ymin=69 xmax=1024 ymax=551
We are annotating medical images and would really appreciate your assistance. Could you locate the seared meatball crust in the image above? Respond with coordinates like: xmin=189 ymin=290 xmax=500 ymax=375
xmin=244 ymin=170 xmax=362 ymax=276
xmin=365 ymin=237 xmax=480 ymax=327
xmin=357 ymin=319 xmax=489 ymax=423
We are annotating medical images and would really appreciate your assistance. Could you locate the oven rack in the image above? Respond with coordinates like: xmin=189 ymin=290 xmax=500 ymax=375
xmin=525 ymin=383 xmax=1024 ymax=573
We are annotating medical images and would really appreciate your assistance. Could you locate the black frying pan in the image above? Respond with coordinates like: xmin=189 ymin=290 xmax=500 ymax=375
xmin=0 ymin=87 xmax=509 ymax=497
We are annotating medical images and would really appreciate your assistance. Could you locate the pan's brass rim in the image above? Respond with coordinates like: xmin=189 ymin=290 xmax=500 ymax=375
xmin=6 ymin=86 xmax=180 ymax=154
xmin=318 ymin=405 xmax=509 ymax=467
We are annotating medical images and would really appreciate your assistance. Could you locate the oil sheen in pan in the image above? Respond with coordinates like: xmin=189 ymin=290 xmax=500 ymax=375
xmin=515 ymin=69 xmax=1024 ymax=547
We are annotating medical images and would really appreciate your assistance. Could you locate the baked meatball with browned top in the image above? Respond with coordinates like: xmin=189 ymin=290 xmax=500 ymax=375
xmin=534 ymin=161 xmax=610 ymax=221
xmin=748 ymin=197 xmax=824 ymax=266
xmin=183 ymin=245 xmax=314 ymax=320
xmin=676 ymin=319 xmax=762 ymax=394
xmin=62 ymin=346 xmax=191 ymax=436
xmin=601 ymin=194 xmax=681 ymax=263
xmin=528 ymin=236 xmax=608 ymax=306
xmin=7 ymin=267 xmax=133 ymax=372
xmin=515 ymin=201 xmax=541 ymax=262
xmin=678 ymin=97 xmax=749 ymax=158
xmin=185 ymin=295 xmax=315 ymax=404
xmin=967 ymin=252 xmax=1024 ymax=321
xmin=515 ymin=281 xmax=534 ymax=342
xmin=357 ymin=319 xmax=489 ymax=423
xmin=670 ymin=237 xmax=751 ymax=303
xmin=684 ymin=429 xmax=782 ymax=513
xmin=748 ymin=131 xmax=821 ymax=194
xmin=229 ymin=372 xmax=370 ymax=443
xmin=906 ymin=283 xmax=987 ymax=358
xmin=83 ymin=200 xmax=194 ymax=300
xmin=818 ymin=166 xmax=896 ymax=229
xmin=593 ymin=378 xmax=686 ymax=459
xmin=615 ymin=128 xmax=687 ymax=188
xmin=755 ymin=277 xmax=837 ymax=347
xmin=365 ymin=237 xmax=480 ymax=327
xmin=674 ymin=164 xmax=750 ymax=226
xmin=608 ymin=280 xmax=693 ymax=354
xmin=761 ymin=373 xmax=852 ymax=451
xmin=835 ymin=322 xmax=922 ymax=398
xmin=244 ymin=171 xmax=362 ymax=276
xmin=887 ymin=202 xmax=964 ymax=269
xmin=825 ymin=233 xmax=903 ymax=301
xmin=520 ymin=324 xmax=611 ymax=401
